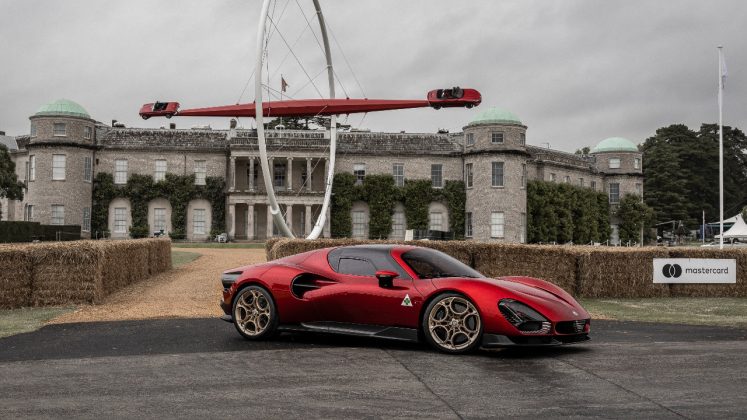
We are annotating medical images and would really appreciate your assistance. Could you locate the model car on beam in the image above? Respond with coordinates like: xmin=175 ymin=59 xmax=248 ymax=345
xmin=220 ymin=245 xmax=590 ymax=354
xmin=139 ymin=101 xmax=180 ymax=119
xmin=427 ymin=87 xmax=482 ymax=109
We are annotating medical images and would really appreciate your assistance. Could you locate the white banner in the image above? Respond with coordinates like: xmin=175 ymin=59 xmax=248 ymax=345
xmin=653 ymin=258 xmax=736 ymax=284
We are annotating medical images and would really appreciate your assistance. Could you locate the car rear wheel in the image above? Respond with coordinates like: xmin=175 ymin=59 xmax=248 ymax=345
xmin=422 ymin=293 xmax=482 ymax=354
xmin=232 ymin=285 xmax=278 ymax=340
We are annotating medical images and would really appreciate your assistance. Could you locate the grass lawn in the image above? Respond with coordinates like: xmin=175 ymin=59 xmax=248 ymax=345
xmin=0 ymin=306 xmax=75 ymax=338
xmin=581 ymin=298 xmax=747 ymax=327
xmin=172 ymin=242 xmax=265 ymax=249
xmin=172 ymin=250 xmax=201 ymax=267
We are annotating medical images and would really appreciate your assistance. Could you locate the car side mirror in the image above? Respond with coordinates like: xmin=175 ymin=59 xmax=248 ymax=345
xmin=375 ymin=270 xmax=398 ymax=288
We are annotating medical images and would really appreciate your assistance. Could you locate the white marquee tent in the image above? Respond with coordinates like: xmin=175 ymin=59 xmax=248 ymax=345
xmin=715 ymin=214 xmax=747 ymax=239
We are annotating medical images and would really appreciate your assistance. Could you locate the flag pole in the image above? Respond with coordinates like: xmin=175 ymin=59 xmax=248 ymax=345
xmin=718 ymin=46 xmax=724 ymax=250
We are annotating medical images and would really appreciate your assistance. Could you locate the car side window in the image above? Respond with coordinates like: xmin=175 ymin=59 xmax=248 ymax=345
xmin=338 ymin=258 xmax=377 ymax=277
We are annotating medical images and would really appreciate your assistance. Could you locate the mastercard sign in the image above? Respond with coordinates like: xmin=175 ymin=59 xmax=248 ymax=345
xmin=653 ymin=259 xmax=736 ymax=283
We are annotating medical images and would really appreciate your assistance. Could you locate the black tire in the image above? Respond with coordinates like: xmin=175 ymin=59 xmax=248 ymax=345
xmin=421 ymin=292 xmax=483 ymax=354
xmin=232 ymin=285 xmax=279 ymax=340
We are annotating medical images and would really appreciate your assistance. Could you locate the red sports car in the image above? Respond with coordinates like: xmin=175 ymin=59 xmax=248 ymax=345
xmin=220 ymin=245 xmax=590 ymax=354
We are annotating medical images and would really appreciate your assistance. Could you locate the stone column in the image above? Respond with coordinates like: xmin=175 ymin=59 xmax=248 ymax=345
xmin=228 ymin=203 xmax=236 ymax=239
xmin=249 ymin=157 xmax=255 ymax=192
xmin=286 ymin=205 xmax=293 ymax=234
xmin=247 ymin=204 xmax=254 ymax=240
xmin=306 ymin=158 xmax=313 ymax=192
xmin=323 ymin=204 xmax=331 ymax=238
xmin=286 ymin=157 xmax=294 ymax=191
xmin=267 ymin=204 xmax=274 ymax=237
xmin=229 ymin=156 xmax=236 ymax=192
xmin=305 ymin=204 xmax=312 ymax=236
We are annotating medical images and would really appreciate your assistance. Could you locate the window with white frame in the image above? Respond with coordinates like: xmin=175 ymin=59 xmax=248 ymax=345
xmin=52 ymin=154 xmax=66 ymax=180
xmin=466 ymin=132 xmax=475 ymax=146
xmin=634 ymin=158 xmax=641 ymax=169
xmin=25 ymin=205 xmax=34 ymax=221
xmin=29 ymin=156 xmax=36 ymax=181
xmin=154 ymin=159 xmax=167 ymax=182
xmin=520 ymin=132 xmax=526 ymax=145
xmin=353 ymin=163 xmax=366 ymax=185
xmin=84 ymin=126 xmax=92 ymax=140
xmin=194 ymin=160 xmax=206 ymax=185
xmin=521 ymin=163 xmax=527 ymax=188
xmin=635 ymin=183 xmax=642 ymax=195
xmin=82 ymin=207 xmax=91 ymax=232
xmin=564 ymin=176 xmax=570 ymax=184
xmin=609 ymin=183 xmax=620 ymax=204
xmin=579 ymin=178 xmax=584 ymax=187
xmin=30 ymin=124 xmax=37 ymax=137
xmin=25 ymin=161 xmax=29 ymax=183
xmin=465 ymin=163 xmax=473 ymax=188
xmin=352 ymin=211 xmax=367 ymax=238
xmin=51 ymin=205 xmax=65 ymax=225
xmin=591 ymin=180 xmax=597 ymax=190
xmin=193 ymin=209 xmax=206 ymax=234
xmin=273 ymin=162 xmax=286 ymax=187
xmin=491 ymin=162 xmax=504 ymax=187
xmin=154 ymin=208 xmax=167 ymax=232
xmin=491 ymin=132 xmax=504 ymax=144
xmin=431 ymin=164 xmax=443 ymax=188
xmin=83 ymin=156 xmax=92 ymax=182
xmin=391 ymin=212 xmax=405 ymax=238
xmin=465 ymin=212 xmax=473 ymax=237
xmin=549 ymin=173 xmax=556 ymax=182
xmin=429 ymin=212 xmax=443 ymax=231
xmin=114 ymin=159 xmax=128 ymax=184
xmin=490 ymin=212 xmax=505 ymax=238
xmin=114 ymin=207 xmax=127 ymax=233
xmin=53 ymin=123 xmax=66 ymax=137
xmin=392 ymin=163 xmax=404 ymax=187
xmin=609 ymin=158 xmax=621 ymax=169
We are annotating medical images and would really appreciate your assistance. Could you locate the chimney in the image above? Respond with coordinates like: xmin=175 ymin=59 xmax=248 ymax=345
xmin=170 ymin=123 xmax=176 ymax=130
xmin=111 ymin=120 xmax=117 ymax=127
xmin=0 ymin=130 xmax=5 ymax=136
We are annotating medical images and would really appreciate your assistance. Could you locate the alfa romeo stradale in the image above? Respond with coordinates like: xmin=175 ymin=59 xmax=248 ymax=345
xmin=220 ymin=245 xmax=590 ymax=354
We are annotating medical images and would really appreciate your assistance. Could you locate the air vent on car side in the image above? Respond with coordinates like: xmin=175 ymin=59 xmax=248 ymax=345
xmin=291 ymin=274 xmax=335 ymax=299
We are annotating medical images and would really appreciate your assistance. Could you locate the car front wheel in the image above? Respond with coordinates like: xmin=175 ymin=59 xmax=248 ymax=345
xmin=422 ymin=293 xmax=483 ymax=354
xmin=232 ymin=285 xmax=278 ymax=340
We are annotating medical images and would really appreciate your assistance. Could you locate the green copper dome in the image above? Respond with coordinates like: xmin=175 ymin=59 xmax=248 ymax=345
xmin=35 ymin=99 xmax=90 ymax=119
xmin=591 ymin=137 xmax=638 ymax=153
xmin=468 ymin=107 xmax=522 ymax=126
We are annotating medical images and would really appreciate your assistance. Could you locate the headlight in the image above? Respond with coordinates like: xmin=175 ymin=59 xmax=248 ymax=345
xmin=498 ymin=299 xmax=551 ymax=334
xmin=221 ymin=271 xmax=242 ymax=289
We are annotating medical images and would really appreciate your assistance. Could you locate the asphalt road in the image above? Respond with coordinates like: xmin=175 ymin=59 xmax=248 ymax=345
xmin=1 ymin=320 xmax=746 ymax=419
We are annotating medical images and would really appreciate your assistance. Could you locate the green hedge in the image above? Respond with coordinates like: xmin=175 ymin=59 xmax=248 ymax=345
xmin=0 ymin=221 xmax=81 ymax=243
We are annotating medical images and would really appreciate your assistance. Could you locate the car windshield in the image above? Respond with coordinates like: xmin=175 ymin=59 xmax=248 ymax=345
xmin=401 ymin=248 xmax=483 ymax=279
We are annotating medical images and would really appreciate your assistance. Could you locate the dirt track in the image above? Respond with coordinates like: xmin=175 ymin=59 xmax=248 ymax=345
xmin=50 ymin=248 xmax=265 ymax=324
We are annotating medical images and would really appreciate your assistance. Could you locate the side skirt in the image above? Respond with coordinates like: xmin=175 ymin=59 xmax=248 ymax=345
xmin=279 ymin=321 xmax=420 ymax=343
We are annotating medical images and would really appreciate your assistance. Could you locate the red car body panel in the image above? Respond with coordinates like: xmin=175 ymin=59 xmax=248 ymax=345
xmin=139 ymin=88 xmax=481 ymax=120
xmin=221 ymin=245 xmax=590 ymax=346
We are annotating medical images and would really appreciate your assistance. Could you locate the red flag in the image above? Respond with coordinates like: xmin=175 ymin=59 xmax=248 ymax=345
xmin=281 ymin=76 xmax=289 ymax=93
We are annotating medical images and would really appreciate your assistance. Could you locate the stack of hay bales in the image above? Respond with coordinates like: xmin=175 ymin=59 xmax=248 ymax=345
xmin=577 ymin=246 xmax=670 ymax=298
xmin=0 ymin=245 xmax=33 ymax=308
xmin=29 ymin=241 xmax=104 ymax=306
xmin=473 ymin=244 xmax=582 ymax=293
xmin=668 ymin=248 xmax=747 ymax=297
xmin=0 ymin=238 xmax=172 ymax=308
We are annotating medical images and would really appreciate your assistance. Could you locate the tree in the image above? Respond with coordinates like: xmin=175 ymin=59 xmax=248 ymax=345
xmin=616 ymin=194 xmax=653 ymax=244
xmin=574 ymin=146 xmax=590 ymax=155
xmin=0 ymin=144 xmax=24 ymax=203
xmin=266 ymin=116 xmax=351 ymax=131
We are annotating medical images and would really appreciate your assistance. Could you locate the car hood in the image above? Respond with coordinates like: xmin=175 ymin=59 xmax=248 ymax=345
xmin=430 ymin=277 xmax=588 ymax=321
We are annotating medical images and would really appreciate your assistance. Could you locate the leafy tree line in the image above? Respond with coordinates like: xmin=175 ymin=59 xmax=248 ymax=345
xmin=526 ymin=180 xmax=611 ymax=244
xmin=642 ymin=123 xmax=747 ymax=227
xmin=0 ymin=144 xmax=24 ymax=219
xmin=331 ymin=173 xmax=465 ymax=239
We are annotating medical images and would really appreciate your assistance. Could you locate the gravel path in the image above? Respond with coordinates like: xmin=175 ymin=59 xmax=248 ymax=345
xmin=50 ymin=248 xmax=266 ymax=324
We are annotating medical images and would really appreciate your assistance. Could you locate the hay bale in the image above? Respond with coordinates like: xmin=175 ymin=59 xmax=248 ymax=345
xmin=0 ymin=245 xmax=33 ymax=308
xmin=577 ymin=247 xmax=670 ymax=298
xmin=29 ymin=241 xmax=104 ymax=306
xmin=472 ymin=243 xmax=582 ymax=294
xmin=265 ymin=237 xmax=284 ymax=261
xmin=147 ymin=238 xmax=172 ymax=275
xmin=667 ymin=248 xmax=747 ymax=297
xmin=99 ymin=240 xmax=150 ymax=295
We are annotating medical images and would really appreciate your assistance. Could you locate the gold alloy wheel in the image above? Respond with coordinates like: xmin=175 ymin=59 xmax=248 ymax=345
xmin=234 ymin=288 xmax=272 ymax=337
xmin=427 ymin=296 xmax=481 ymax=351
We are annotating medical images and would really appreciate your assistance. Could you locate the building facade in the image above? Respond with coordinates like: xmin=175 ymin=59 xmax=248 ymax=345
xmin=1 ymin=99 xmax=643 ymax=243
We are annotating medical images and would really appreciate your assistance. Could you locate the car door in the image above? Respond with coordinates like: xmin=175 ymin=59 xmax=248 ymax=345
xmin=329 ymin=256 xmax=423 ymax=329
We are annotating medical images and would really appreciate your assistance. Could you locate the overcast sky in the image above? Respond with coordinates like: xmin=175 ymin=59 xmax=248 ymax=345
xmin=1 ymin=0 xmax=745 ymax=152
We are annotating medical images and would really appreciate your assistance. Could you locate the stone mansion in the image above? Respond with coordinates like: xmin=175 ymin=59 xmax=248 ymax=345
xmin=0 ymin=99 xmax=643 ymax=243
